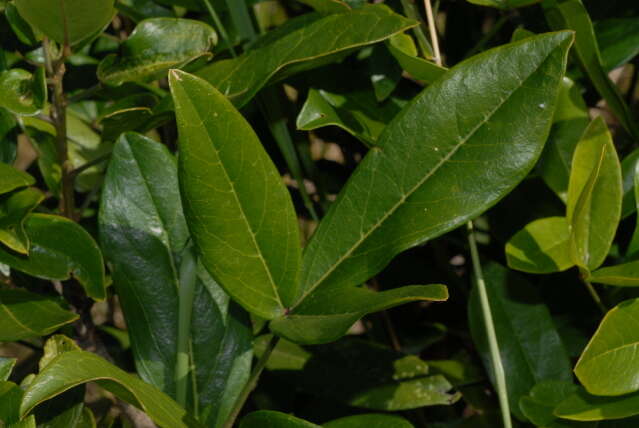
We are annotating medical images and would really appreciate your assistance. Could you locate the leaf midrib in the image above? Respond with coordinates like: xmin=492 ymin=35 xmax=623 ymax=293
xmin=297 ymin=45 xmax=561 ymax=307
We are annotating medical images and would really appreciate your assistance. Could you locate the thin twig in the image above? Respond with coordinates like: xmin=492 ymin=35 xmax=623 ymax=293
xmin=423 ymin=0 xmax=442 ymax=66
xmin=582 ymin=277 xmax=607 ymax=315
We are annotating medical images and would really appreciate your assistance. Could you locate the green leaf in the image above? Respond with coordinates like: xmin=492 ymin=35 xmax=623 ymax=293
xmin=0 ymin=163 xmax=34 ymax=195
xmin=566 ymin=117 xmax=622 ymax=272
xmin=542 ymin=0 xmax=639 ymax=140
xmin=19 ymin=350 xmax=200 ymax=428
xmin=621 ymin=149 xmax=639 ymax=219
xmin=595 ymin=18 xmax=639 ymax=72
xmin=0 ymin=68 xmax=46 ymax=116
xmin=628 ymin=162 xmax=639 ymax=259
xmin=0 ymin=357 xmax=16 ymax=381
xmin=240 ymin=411 xmax=319 ymax=428
xmin=0 ymin=289 xmax=78 ymax=341
xmin=574 ymin=298 xmax=639 ymax=396
xmin=0 ymin=381 xmax=24 ymax=424
xmin=97 ymin=94 xmax=157 ymax=141
xmin=465 ymin=0 xmax=540 ymax=9
xmin=519 ymin=380 xmax=578 ymax=427
xmin=468 ymin=263 xmax=572 ymax=420
xmin=0 ymin=214 xmax=106 ymax=300
xmin=296 ymin=0 xmax=350 ymax=13
xmin=255 ymin=336 xmax=459 ymax=410
xmin=369 ymin=45 xmax=401 ymax=102
xmin=386 ymin=33 xmax=447 ymax=84
xmin=589 ymin=261 xmax=639 ymax=287
xmin=98 ymin=18 xmax=217 ymax=86
xmin=555 ymin=386 xmax=639 ymax=421
xmin=324 ymin=414 xmax=414 ymax=428
xmin=294 ymin=32 xmax=573 ymax=323
xmin=0 ymin=187 xmax=44 ymax=254
xmin=196 ymin=4 xmax=418 ymax=107
xmin=99 ymin=132 xmax=252 ymax=423
xmin=505 ymin=216 xmax=574 ymax=273
xmin=271 ymin=284 xmax=448 ymax=344
xmin=170 ymin=70 xmax=302 ymax=320
xmin=5 ymin=2 xmax=38 ymax=46
xmin=14 ymin=0 xmax=115 ymax=46
xmin=537 ymin=77 xmax=589 ymax=203
xmin=296 ymin=88 xmax=402 ymax=146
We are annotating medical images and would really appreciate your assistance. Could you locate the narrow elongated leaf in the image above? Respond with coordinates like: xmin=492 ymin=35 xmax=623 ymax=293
xmin=15 ymin=0 xmax=115 ymax=45
xmin=627 ymin=162 xmax=639 ymax=258
xmin=0 ymin=163 xmax=34 ymax=196
xmin=543 ymin=0 xmax=639 ymax=140
xmin=271 ymin=285 xmax=448 ymax=344
xmin=555 ymin=387 xmax=639 ymax=421
xmin=99 ymin=133 xmax=252 ymax=422
xmin=0 ymin=68 xmax=46 ymax=116
xmin=575 ymin=298 xmax=639 ymax=396
xmin=621 ymin=150 xmax=639 ymax=219
xmin=506 ymin=217 xmax=574 ymax=273
xmin=20 ymin=351 xmax=200 ymax=428
xmin=170 ymin=70 xmax=302 ymax=319
xmin=196 ymin=5 xmax=417 ymax=107
xmin=589 ymin=261 xmax=639 ymax=287
xmin=0 ymin=187 xmax=44 ymax=254
xmin=294 ymin=32 xmax=573 ymax=310
xmin=0 ymin=289 xmax=78 ymax=341
xmin=566 ymin=117 xmax=622 ymax=271
xmin=240 ymin=411 xmax=319 ymax=428
xmin=469 ymin=263 xmax=572 ymax=419
xmin=98 ymin=18 xmax=217 ymax=85
xmin=596 ymin=18 xmax=639 ymax=71
xmin=537 ymin=77 xmax=589 ymax=202
xmin=519 ymin=380 xmax=578 ymax=427
xmin=324 ymin=414 xmax=414 ymax=428
xmin=0 ymin=214 xmax=106 ymax=300
xmin=5 ymin=3 xmax=38 ymax=46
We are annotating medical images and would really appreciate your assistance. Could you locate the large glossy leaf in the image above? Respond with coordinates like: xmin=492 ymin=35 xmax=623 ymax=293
xmin=506 ymin=216 xmax=574 ymax=274
xmin=537 ymin=77 xmax=589 ymax=203
xmin=99 ymin=132 xmax=252 ymax=424
xmin=98 ymin=18 xmax=217 ymax=85
xmin=0 ymin=289 xmax=78 ymax=341
xmin=574 ymin=298 xmax=639 ymax=396
xmin=324 ymin=414 xmax=414 ymax=428
xmin=0 ymin=187 xmax=44 ymax=254
xmin=14 ymin=0 xmax=115 ymax=45
xmin=566 ymin=117 xmax=622 ymax=272
xmin=240 ymin=411 xmax=319 ymax=428
xmin=0 ymin=214 xmax=106 ymax=300
xmin=468 ymin=263 xmax=572 ymax=419
xmin=0 ymin=163 xmax=34 ymax=196
xmin=170 ymin=70 xmax=301 ymax=320
xmin=255 ymin=336 xmax=460 ymax=410
xmin=19 ymin=351 xmax=200 ymax=428
xmin=292 ymin=32 xmax=573 ymax=317
xmin=196 ymin=4 xmax=417 ymax=107
xmin=0 ymin=68 xmax=46 ymax=116
xmin=543 ymin=0 xmax=639 ymax=140
xmin=555 ymin=387 xmax=639 ymax=421
xmin=589 ymin=261 xmax=639 ymax=287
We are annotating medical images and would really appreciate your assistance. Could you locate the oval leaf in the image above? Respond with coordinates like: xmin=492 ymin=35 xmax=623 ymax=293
xmin=566 ymin=116 xmax=622 ymax=271
xmin=0 ymin=214 xmax=106 ymax=300
xmin=555 ymin=386 xmax=639 ymax=421
xmin=575 ymin=298 xmax=639 ymax=396
xmin=0 ymin=163 xmax=35 ymax=196
xmin=98 ymin=18 xmax=217 ymax=86
xmin=15 ymin=0 xmax=115 ymax=46
xmin=170 ymin=70 xmax=302 ymax=320
xmin=506 ymin=216 xmax=574 ymax=274
xmin=0 ymin=68 xmax=46 ymax=116
xmin=0 ymin=187 xmax=44 ymax=254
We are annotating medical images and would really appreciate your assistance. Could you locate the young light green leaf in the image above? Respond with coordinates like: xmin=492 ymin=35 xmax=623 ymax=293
xmin=295 ymin=32 xmax=573 ymax=311
xmin=0 ymin=68 xmax=46 ymax=116
xmin=98 ymin=18 xmax=217 ymax=86
xmin=99 ymin=132 xmax=252 ymax=423
xmin=537 ymin=77 xmax=589 ymax=203
xmin=589 ymin=261 xmax=639 ymax=287
xmin=170 ymin=70 xmax=301 ymax=320
xmin=543 ymin=0 xmax=639 ymax=140
xmin=555 ymin=386 xmax=639 ymax=421
xmin=519 ymin=380 xmax=578 ymax=427
xmin=20 ymin=351 xmax=200 ymax=428
xmin=0 ymin=289 xmax=78 ymax=341
xmin=566 ymin=117 xmax=622 ymax=272
xmin=271 ymin=285 xmax=448 ymax=344
xmin=0 ymin=187 xmax=44 ymax=254
xmin=505 ymin=216 xmax=574 ymax=273
xmin=240 ymin=411 xmax=319 ymax=428
xmin=324 ymin=414 xmax=414 ymax=428
xmin=575 ymin=298 xmax=639 ymax=396
xmin=385 ymin=33 xmax=447 ymax=84
xmin=0 ymin=214 xmax=106 ymax=300
xmin=468 ymin=263 xmax=572 ymax=420
xmin=0 ymin=163 xmax=34 ymax=196
xmin=14 ymin=0 xmax=115 ymax=46
xmin=196 ymin=4 xmax=417 ymax=107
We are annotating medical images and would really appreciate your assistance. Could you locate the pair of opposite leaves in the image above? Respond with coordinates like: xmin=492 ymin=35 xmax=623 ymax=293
xmin=169 ymin=31 xmax=574 ymax=345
